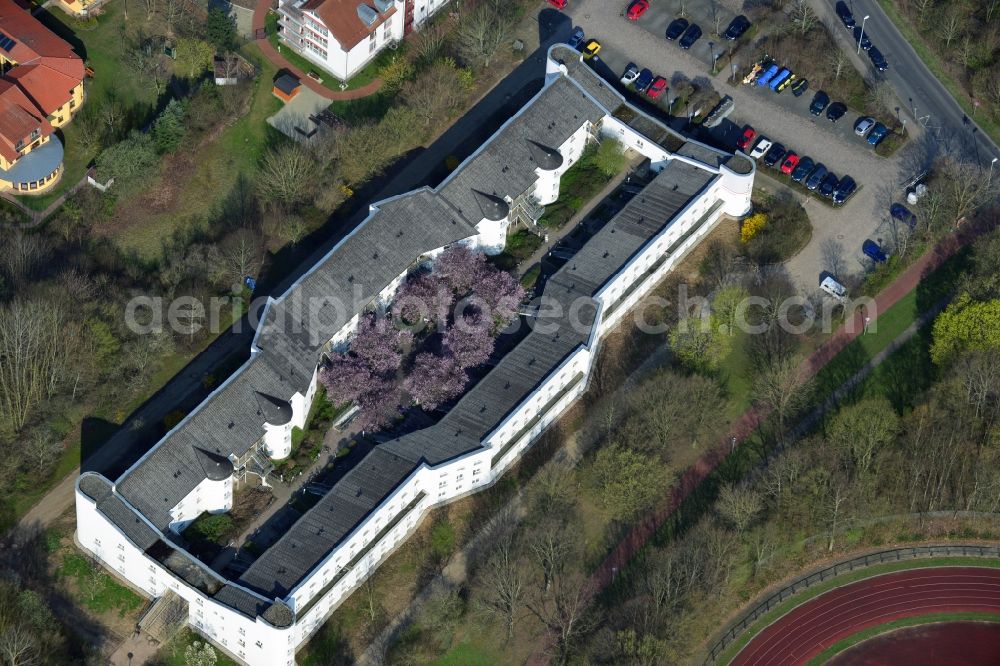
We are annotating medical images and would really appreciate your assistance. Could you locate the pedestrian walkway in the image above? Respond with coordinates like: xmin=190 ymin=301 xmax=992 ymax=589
xmin=251 ymin=0 xmax=382 ymax=101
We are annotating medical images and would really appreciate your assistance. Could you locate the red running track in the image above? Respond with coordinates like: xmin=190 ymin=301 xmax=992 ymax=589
xmin=731 ymin=567 xmax=1000 ymax=666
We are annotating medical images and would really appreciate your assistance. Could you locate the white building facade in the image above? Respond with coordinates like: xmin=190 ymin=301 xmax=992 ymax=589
xmin=75 ymin=46 xmax=753 ymax=666
xmin=277 ymin=0 xmax=451 ymax=82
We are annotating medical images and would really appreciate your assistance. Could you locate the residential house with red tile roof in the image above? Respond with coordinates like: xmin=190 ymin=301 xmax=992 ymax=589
xmin=0 ymin=0 xmax=85 ymax=194
xmin=277 ymin=0 xmax=450 ymax=82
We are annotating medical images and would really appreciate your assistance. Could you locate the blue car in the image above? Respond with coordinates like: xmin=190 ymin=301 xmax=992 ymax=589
xmin=769 ymin=68 xmax=792 ymax=91
xmin=867 ymin=122 xmax=889 ymax=146
xmin=568 ymin=27 xmax=585 ymax=49
xmin=634 ymin=68 xmax=654 ymax=93
xmin=863 ymin=239 xmax=888 ymax=263
xmin=757 ymin=64 xmax=780 ymax=87
xmin=890 ymin=203 xmax=917 ymax=229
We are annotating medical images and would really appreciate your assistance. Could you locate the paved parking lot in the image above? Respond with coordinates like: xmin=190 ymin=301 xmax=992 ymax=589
xmin=560 ymin=0 xmax=921 ymax=294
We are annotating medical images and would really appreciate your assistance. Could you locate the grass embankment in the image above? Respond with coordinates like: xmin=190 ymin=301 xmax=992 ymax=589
xmin=874 ymin=0 xmax=1000 ymax=150
xmin=716 ymin=558 xmax=1000 ymax=664
xmin=807 ymin=612 xmax=1000 ymax=665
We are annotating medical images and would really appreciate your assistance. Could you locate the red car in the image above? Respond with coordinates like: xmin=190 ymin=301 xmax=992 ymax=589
xmin=546 ymin=0 xmax=567 ymax=8
xmin=736 ymin=126 xmax=756 ymax=152
xmin=780 ymin=152 xmax=800 ymax=174
xmin=626 ymin=0 xmax=650 ymax=21
xmin=647 ymin=76 xmax=667 ymax=99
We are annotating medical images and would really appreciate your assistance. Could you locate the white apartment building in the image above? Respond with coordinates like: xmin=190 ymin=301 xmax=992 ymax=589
xmin=277 ymin=0 xmax=450 ymax=82
xmin=75 ymin=45 xmax=754 ymax=665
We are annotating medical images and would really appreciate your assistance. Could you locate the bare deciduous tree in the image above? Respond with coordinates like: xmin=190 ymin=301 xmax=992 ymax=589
xmin=789 ymin=0 xmax=818 ymax=35
xmin=527 ymin=571 xmax=597 ymax=665
xmin=256 ymin=143 xmax=318 ymax=210
xmin=826 ymin=48 xmax=848 ymax=81
xmin=0 ymin=299 xmax=66 ymax=432
xmin=0 ymin=625 xmax=39 ymax=666
xmin=715 ymin=483 xmax=764 ymax=536
xmin=477 ymin=527 xmax=524 ymax=640
xmin=458 ymin=2 xmax=516 ymax=68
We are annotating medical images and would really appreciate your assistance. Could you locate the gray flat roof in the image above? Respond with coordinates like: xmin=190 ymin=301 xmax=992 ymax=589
xmin=238 ymin=159 xmax=717 ymax=598
xmin=0 ymin=134 xmax=62 ymax=183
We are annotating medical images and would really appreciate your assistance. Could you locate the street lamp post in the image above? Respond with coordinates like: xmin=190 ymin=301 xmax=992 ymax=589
xmin=857 ymin=15 xmax=870 ymax=54
xmin=708 ymin=42 xmax=716 ymax=73
xmin=990 ymin=157 xmax=998 ymax=183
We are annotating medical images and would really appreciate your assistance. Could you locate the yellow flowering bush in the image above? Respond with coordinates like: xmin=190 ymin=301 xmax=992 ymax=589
xmin=741 ymin=213 xmax=768 ymax=243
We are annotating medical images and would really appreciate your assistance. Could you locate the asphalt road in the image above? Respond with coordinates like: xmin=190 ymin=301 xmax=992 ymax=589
xmin=818 ymin=0 xmax=1000 ymax=164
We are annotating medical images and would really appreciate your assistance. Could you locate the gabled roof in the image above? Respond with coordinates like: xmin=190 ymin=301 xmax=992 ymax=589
xmin=6 ymin=62 xmax=80 ymax=115
xmin=0 ymin=0 xmax=81 ymax=64
xmin=0 ymin=79 xmax=50 ymax=162
xmin=301 ymin=0 xmax=396 ymax=51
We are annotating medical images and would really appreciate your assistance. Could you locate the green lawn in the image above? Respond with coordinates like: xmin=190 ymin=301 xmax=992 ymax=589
xmin=875 ymin=0 xmax=1000 ymax=149
xmin=431 ymin=640 xmax=503 ymax=666
xmin=156 ymin=628 xmax=239 ymax=666
xmin=114 ymin=44 xmax=284 ymax=257
xmin=58 ymin=553 xmax=144 ymax=616
xmin=17 ymin=2 xmax=157 ymax=210
xmin=807 ymin=612 xmax=1000 ymax=665
xmin=265 ymin=12 xmax=393 ymax=91
xmin=715 ymin=558 xmax=1000 ymax=665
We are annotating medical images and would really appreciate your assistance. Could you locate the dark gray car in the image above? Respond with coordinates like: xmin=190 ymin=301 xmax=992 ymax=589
xmin=805 ymin=163 xmax=827 ymax=190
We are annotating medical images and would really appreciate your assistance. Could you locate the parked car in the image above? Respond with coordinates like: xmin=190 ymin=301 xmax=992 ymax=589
xmin=821 ymin=275 xmax=848 ymax=300
xmin=647 ymin=76 xmax=668 ymax=98
xmin=634 ymin=68 xmax=654 ymax=92
xmin=757 ymin=63 xmax=781 ymax=87
xmin=791 ymin=78 xmax=809 ymax=97
xmin=679 ymin=24 xmax=703 ymax=49
xmin=790 ymin=156 xmax=814 ymax=183
xmin=868 ymin=46 xmax=888 ymax=71
xmin=620 ymin=63 xmax=639 ymax=86
xmin=890 ymin=203 xmax=917 ymax=229
xmin=826 ymin=102 xmax=848 ymax=122
xmin=583 ymin=39 xmax=601 ymax=59
xmin=854 ymin=116 xmax=876 ymax=136
xmin=547 ymin=0 xmax=567 ymax=8
xmin=819 ymin=172 xmax=840 ymax=197
xmin=749 ymin=137 xmax=773 ymax=160
xmin=836 ymin=1 xmax=855 ymax=28
xmin=763 ymin=143 xmax=787 ymax=168
xmin=736 ymin=125 xmax=757 ymax=151
xmin=568 ymin=27 xmax=585 ymax=49
xmin=666 ymin=17 xmax=689 ymax=40
xmin=853 ymin=25 xmax=872 ymax=51
xmin=770 ymin=68 xmax=792 ymax=91
xmin=863 ymin=239 xmax=888 ymax=263
xmin=776 ymin=74 xmax=796 ymax=93
xmin=626 ymin=0 xmax=650 ymax=21
xmin=805 ymin=163 xmax=828 ymax=190
xmin=780 ymin=152 xmax=800 ymax=175
xmin=867 ymin=122 xmax=889 ymax=146
xmin=833 ymin=175 xmax=857 ymax=204
xmin=724 ymin=15 xmax=751 ymax=40
xmin=810 ymin=90 xmax=830 ymax=115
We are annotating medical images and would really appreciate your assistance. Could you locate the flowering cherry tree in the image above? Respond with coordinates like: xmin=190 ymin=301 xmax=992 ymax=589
xmin=473 ymin=267 xmax=525 ymax=332
xmin=435 ymin=245 xmax=486 ymax=295
xmin=392 ymin=272 xmax=454 ymax=328
xmin=320 ymin=353 xmax=372 ymax=406
xmin=404 ymin=352 xmax=468 ymax=411
xmin=349 ymin=312 xmax=409 ymax=374
xmin=443 ymin=311 xmax=494 ymax=369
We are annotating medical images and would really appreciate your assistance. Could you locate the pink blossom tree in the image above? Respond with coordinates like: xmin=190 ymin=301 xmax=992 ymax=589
xmin=350 ymin=312 xmax=408 ymax=375
xmin=443 ymin=311 xmax=494 ymax=369
xmin=319 ymin=353 xmax=372 ymax=406
xmin=435 ymin=245 xmax=486 ymax=295
xmin=354 ymin=377 xmax=402 ymax=431
xmin=404 ymin=352 xmax=468 ymax=411
xmin=473 ymin=267 xmax=525 ymax=333
xmin=392 ymin=272 xmax=454 ymax=329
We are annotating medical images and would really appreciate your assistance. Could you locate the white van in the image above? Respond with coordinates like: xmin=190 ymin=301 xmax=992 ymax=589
xmin=820 ymin=276 xmax=847 ymax=300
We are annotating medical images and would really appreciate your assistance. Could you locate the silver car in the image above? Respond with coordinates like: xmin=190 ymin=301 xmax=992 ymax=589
xmin=620 ymin=63 xmax=640 ymax=86
xmin=854 ymin=116 xmax=876 ymax=137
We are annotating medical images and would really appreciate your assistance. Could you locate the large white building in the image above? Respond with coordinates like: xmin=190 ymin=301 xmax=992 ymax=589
xmin=75 ymin=46 xmax=754 ymax=666
xmin=277 ymin=0 xmax=450 ymax=82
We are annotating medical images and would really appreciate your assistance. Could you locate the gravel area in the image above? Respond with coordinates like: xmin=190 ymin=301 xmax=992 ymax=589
xmin=561 ymin=0 xmax=925 ymax=294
